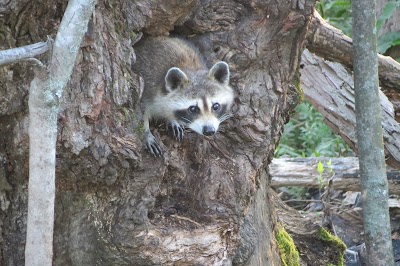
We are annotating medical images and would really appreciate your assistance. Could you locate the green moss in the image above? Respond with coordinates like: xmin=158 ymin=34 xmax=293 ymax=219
xmin=319 ymin=227 xmax=347 ymax=266
xmin=275 ymin=225 xmax=300 ymax=266
xmin=293 ymin=69 xmax=304 ymax=102
xmin=135 ymin=122 xmax=145 ymax=135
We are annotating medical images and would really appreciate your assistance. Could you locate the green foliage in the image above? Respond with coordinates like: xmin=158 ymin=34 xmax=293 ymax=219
xmin=275 ymin=102 xmax=350 ymax=158
xmin=316 ymin=0 xmax=400 ymax=58
xmin=377 ymin=1 xmax=400 ymax=31
xmin=317 ymin=159 xmax=333 ymax=189
xmin=315 ymin=0 xmax=352 ymax=36
xmin=378 ymin=32 xmax=400 ymax=54
xmin=377 ymin=1 xmax=400 ymax=56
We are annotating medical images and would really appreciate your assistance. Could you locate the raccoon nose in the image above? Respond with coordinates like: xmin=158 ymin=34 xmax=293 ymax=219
xmin=202 ymin=125 xmax=216 ymax=136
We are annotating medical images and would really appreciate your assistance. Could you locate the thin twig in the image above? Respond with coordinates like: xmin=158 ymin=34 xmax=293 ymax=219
xmin=0 ymin=41 xmax=50 ymax=66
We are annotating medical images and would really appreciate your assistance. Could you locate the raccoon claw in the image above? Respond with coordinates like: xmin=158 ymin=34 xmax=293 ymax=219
xmin=147 ymin=141 xmax=162 ymax=157
xmin=145 ymin=132 xmax=162 ymax=157
xmin=168 ymin=121 xmax=184 ymax=141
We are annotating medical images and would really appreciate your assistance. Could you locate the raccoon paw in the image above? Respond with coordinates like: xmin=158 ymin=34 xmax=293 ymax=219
xmin=144 ymin=131 xmax=162 ymax=157
xmin=167 ymin=121 xmax=184 ymax=141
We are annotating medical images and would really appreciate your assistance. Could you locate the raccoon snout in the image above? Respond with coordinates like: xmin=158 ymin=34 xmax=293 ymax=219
xmin=202 ymin=125 xmax=216 ymax=136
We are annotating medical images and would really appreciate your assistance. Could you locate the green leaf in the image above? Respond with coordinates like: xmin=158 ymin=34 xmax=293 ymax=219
xmin=317 ymin=161 xmax=324 ymax=174
xmin=377 ymin=1 xmax=400 ymax=31
xmin=378 ymin=32 xmax=400 ymax=54
xmin=327 ymin=159 xmax=333 ymax=173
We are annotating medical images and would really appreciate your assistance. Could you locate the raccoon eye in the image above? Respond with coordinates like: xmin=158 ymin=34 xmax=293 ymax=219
xmin=188 ymin=106 xmax=199 ymax=113
xmin=212 ymin=103 xmax=221 ymax=111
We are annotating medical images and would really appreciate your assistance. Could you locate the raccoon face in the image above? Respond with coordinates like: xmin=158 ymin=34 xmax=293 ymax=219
xmin=173 ymin=93 xmax=233 ymax=136
xmin=166 ymin=61 xmax=234 ymax=136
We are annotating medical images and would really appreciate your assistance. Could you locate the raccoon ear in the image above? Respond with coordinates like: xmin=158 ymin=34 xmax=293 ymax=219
xmin=165 ymin=67 xmax=188 ymax=92
xmin=209 ymin=61 xmax=230 ymax=85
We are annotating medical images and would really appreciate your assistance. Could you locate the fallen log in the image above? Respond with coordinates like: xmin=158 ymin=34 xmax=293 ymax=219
xmin=306 ymin=10 xmax=400 ymax=91
xmin=300 ymin=49 xmax=400 ymax=169
xmin=270 ymin=157 xmax=400 ymax=195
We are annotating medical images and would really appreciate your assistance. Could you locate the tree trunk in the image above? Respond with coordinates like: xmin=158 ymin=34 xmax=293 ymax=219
xmin=352 ymin=0 xmax=394 ymax=264
xmin=0 ymin=0 xmax=315 ymax=265
xmin=25 ymin=1 xmax=96 ymax=265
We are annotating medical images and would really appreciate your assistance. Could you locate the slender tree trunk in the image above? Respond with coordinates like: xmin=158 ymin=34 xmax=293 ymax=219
xmin=25 ymin=0 xmax=96 ymax=265
xmin=352 ymin=1 xmax=394 ymax=265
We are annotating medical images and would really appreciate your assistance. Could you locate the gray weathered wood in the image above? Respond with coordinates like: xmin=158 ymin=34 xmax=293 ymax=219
xmin=306 ymin=10 xmax=400 ymax=92
xmin=270 ymin=157 xmax=400 ymax=195
xmin=301 ymin=49 xmax=400 ymax=169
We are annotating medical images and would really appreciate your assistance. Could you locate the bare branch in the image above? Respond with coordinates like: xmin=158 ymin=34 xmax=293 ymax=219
xmin=50 ymin=1 xmax=96 ymax=98
xmin=0 ymin=41 xmax=50 ymax=66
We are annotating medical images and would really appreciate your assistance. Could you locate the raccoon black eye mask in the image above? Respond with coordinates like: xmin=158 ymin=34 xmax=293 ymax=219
xmin=133 ymin=37 xmax=234 ymax=156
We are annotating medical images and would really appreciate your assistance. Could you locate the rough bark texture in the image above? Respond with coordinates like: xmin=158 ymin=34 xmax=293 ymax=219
xmin=303 ymin=11 xmax=400 ymax=168
xmin=306 ymin=11 xmax=400 ymax=93
xmin=301 ymin=49 xmax=400 ymax=169
xmin=0 ymin=0 xmax=315 ymax=265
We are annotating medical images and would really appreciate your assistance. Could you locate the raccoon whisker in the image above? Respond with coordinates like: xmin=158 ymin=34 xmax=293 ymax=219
xmin=219 ymin=113 xmax=232 ymax=122
xmin=180 ymin=117 xmax=192 ymax=124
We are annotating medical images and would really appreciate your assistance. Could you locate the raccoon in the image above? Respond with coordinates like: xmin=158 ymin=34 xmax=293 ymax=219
xmin=133 ymin=37 xmax=234 ymax=156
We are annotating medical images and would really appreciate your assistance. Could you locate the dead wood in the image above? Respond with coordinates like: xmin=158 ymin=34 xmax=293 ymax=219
xmin=306 ymin=10 xmax=400 ymax=91
xmin=300 ymin=49 xmax=400 ymax=169
xmin=302 ymin=11 xmax=400 ymax=169
xmin=272 ymin=189 xmax=346 ymax=266
xmin=270 ymin=157 xmax=400 ymax=194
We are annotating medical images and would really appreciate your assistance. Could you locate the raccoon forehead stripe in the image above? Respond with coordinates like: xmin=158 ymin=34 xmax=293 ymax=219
xmin=201 ymin=96 xmax=209 ymax=111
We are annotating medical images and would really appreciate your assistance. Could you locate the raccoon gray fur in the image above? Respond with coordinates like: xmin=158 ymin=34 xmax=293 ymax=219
xmin=133 ymin=37 xmax=234 ymax=156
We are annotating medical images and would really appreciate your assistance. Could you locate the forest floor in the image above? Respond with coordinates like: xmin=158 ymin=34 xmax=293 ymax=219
xmin=273 ymin=157 xmax=400 ymax=265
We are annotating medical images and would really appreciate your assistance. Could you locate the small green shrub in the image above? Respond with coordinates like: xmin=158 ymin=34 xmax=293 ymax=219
xmin=275 ymin=102 xmax=350 ymax=158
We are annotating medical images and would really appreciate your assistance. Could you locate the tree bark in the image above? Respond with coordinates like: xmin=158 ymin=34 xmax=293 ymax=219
xmin=0 ymin=0 xmax=316 ymax=265
xmin=352 ymin=0 xmax=394 ymax=264
xmin=25 ymin=1 xmax=96 ymax=265
xmin=306 ymin=10 xmax=400 ymax=92
xmin=300 ymin=49 xmax=400 ymax=169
